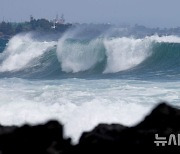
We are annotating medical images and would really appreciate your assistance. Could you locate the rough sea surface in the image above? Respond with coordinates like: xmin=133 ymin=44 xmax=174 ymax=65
xmin=0 ymin=29 xmax=180 ymax=143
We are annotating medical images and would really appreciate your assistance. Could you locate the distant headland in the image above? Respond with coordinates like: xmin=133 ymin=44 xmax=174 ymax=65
xmin=0 ymin=15 xmax=73 ymax=38
xmin=1 ymin=15 xmax=180 ymax=39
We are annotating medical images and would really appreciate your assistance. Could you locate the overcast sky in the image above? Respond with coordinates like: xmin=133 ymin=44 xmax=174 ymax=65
xmin=0 ymin=0 xmax=180 ymax=28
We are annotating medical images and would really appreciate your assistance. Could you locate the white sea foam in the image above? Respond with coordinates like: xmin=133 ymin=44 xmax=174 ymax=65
xmin=57 ymin=34 xmax=180 ymax=74
xmin=0 ymin=78 xmax=179 ymax=143
xmin=56 ymin=35 xmax=152 ymax=73
xmin=1 ymin=32 xmax=180 ymax=145
xmin=1 ymin=33 xmax=180 ymax=73
xmin=148 ymin=35 xmax=180 ymax=43
xmin=57 ymin=37 xmax=104 ymax=73
xmin=0 ymin=33 xmax=56 ymax=72
xmin=103 ymin=37 xmax=152 ymax=73
xmin=58 ymin=34 xmax=180 ymax=74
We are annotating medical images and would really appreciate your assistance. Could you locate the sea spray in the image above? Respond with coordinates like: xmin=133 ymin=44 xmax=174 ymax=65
xmin=0 ymin=32 xmax=180 ymax=144
xmin=0 ymin=33 xmax=56 ymax=72
xmin=103 ymin=37 xmax=152 ymax=73
xmin=1 ymin=33 xmax=180 ymax=76
xmin=56 ymin=38 xmax=105 ymax=73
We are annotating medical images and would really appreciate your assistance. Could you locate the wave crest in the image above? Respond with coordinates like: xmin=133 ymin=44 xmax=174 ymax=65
xmin=1 ymin=33 xmax=180 ymax=78
xmin=57 ymin=38 xmax=105 ymax=73
xmin=0 ymin=33 xmax=56 ymax=72
xmin=103 ymin=37 xmax=152 ymax=73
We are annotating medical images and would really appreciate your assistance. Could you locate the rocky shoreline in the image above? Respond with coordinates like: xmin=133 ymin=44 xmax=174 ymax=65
xmin=0 ymin=102 xmax=180 ymax=153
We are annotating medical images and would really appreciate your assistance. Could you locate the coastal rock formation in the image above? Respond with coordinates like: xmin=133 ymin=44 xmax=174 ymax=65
xmin=0 ymin=121 xmax=72 ymax=154
xmin=77 ymin=103 xmax=180 ymax=153
xmin=0 ymin=103 xmax=180 ymax=153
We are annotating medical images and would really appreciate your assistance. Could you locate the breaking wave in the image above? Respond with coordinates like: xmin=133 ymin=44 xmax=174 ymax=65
xmin=0 ymin=34 xmax=56 ymax=72
xmin=1 ymin=33 xmax=180 ymax=143
xmin=0 ymin=33 xmax=180 ymax=79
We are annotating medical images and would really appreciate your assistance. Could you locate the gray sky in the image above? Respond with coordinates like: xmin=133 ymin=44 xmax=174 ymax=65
xmin=0 ymin=0 xmax=180 ymax=28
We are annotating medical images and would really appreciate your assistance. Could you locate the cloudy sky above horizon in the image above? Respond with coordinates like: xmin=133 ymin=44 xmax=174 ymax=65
xmin=0 ymin=0 xmax=180 ymax=28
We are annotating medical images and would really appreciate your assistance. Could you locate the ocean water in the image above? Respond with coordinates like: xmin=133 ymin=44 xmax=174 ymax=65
xmin=0 ymin=30 xmax=180 ymax=143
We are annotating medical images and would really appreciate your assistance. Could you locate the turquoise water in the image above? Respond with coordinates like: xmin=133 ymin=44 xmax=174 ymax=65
xmin=0 ymin=33 xmax=180 ymax=143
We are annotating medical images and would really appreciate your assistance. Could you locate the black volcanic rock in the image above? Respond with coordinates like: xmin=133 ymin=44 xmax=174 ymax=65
xmin=0 ymin=103 xmax=180 ymax=154
xmin=136 ymin=103 xmax=180 ymax=130
xmin=0 ymin=121 xmax=72 ymax=154
xmin=77 ymin=103 xmax=180 ymax=153
xmin=79 ymin=123 xmax=127 ymax=146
